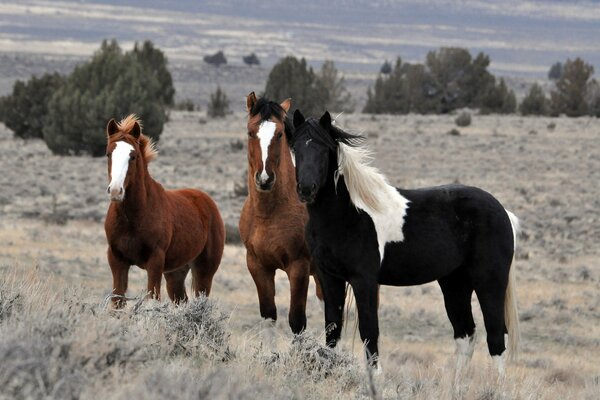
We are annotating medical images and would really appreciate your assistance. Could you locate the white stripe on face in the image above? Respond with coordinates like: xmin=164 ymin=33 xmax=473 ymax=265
xmin=257 ymin=121 xmax=276 ymax=182
xmin=109 ymin=141 xmax=134 ymax=198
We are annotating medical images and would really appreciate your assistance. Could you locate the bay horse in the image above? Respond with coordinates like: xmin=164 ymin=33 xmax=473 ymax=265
xmin=104 ymin=115 xmax=225 ymax=307
xmin=290 ymin=110 xmax=520 ymax=375
xmin=239 ymin=93 xmax=322 ymax=334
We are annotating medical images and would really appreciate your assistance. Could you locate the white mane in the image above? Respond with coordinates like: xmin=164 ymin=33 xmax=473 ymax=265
xmin=336 ymin=142 xmax=410 ymax=261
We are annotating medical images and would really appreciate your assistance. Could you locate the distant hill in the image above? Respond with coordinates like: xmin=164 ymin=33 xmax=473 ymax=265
xmin=0 ymin=0 xmax=599 ymax=78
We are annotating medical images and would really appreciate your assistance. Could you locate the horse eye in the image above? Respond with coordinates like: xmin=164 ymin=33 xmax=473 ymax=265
xmin=130 ymin=154 xmax=136 ymax=160
xmin=277 ymin=132 xmax=283 ymax=139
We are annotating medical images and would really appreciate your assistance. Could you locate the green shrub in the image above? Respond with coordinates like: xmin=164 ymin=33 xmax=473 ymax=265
xmin=204 ymin=51 xmax=227 ymax=66
xmin=478 ymin=78 xmax=517 ymax=114
xmin=550 ymin=57 xmax=594 ymax=117
xmin=264 ymin=56 xmax=328 ymax=117
xmin=455 ymin=111 xmax=472 ymax=127
xmin=363 ymin=58 xmax=411 ymax=114
xmin=207 ymin=86 xmax=230 ymax=118
xmin=519 ymin=83 xmax=549 ymax=116
xmin=243 ymin=53 xmax=260 ymax=66
xmin=548 ymin=62 xmax=563 ymax=81
xmin=265 ymin=57 xmax=353 ymax=116
xmin=0 ymin=73 xmax=64 ymax=139
xmin=131 ymin=41 xmax=175 ymax=107
xmin=319 ymin=60 xmax=354 ymax=113
xmin=380 ymin=60 xmax=392 ymax=74
xmin=43 ymin=40 xmax=171 ymax=156
xmin=174 ymin=99 xmax=197 ymax=111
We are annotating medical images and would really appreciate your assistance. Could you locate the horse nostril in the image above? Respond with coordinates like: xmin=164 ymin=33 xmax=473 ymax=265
xmin=107 ymin=186 xmax=111 ymax=194
xmin=119 ymin=187 xmax=123 ymax=194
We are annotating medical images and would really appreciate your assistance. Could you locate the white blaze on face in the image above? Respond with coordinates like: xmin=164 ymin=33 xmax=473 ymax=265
xmin=257 ymin=120 xmax=276 ymax=183
xmin=108 ymin=141 xmax=134 ymax=199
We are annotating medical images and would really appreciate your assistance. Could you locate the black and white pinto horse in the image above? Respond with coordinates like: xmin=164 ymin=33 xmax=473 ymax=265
xmin=290 ymin=110 xmax=520 ymax=375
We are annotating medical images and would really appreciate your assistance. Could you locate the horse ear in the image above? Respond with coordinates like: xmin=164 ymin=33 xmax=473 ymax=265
xmin=131 ymin=121 xmax=141 ymax=139
xmin=246 ymin=92 xmax=257 ymax=113
xmin=319 ymin=111 xmax=332 ymax=130
xmin=107 ymin=119 xmax=119 ymax=137
xmin=280 ymin=98 xmax=292 ymax=113
xmin=293 ymin=109 xmax=305 ymax=128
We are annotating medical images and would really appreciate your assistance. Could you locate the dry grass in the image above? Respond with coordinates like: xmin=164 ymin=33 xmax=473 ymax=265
xmin=1 ymin=269 xmax=598 ymax=399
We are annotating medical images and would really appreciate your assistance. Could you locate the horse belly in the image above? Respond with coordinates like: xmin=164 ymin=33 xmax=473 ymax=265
xmin=378 ymin=240 xmax=464 ymax=286
xmin=165 ymin=220 xmax=205 ymax=269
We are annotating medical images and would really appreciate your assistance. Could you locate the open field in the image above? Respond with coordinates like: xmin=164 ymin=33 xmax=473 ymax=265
xmin=1 ymin=111 xmax=599 ymax=398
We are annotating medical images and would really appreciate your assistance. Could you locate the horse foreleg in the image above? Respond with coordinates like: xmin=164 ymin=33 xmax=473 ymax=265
xmin=107 ymin=247 xmax=130 ymax=309
xmin=247 ymin=253 xmax=277 ymax=322
xmin=350 ymin=278 xmax=380 ymax=367
xmin=144 ymin=251 xmax=165 ymax=301
xmin=318 ymin=268 xmax=347 ymax=348
xmin=285 ymin=260 xmax=310 ymax=334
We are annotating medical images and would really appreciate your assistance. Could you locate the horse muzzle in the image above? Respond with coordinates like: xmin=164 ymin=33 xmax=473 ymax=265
xmin=108 ymin=185 xmax=125 ymax=202
xmin=297 ymin=183 xmax=317 ymax=204
xmin=255 ymin=171 xmax=276 ymax=192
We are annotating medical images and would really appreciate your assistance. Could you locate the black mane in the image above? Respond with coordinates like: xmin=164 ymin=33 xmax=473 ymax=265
xmin=291 ymin=116 xmax=365 ymax=151
xmin=250 ymin=97 xmax=293 ymax=141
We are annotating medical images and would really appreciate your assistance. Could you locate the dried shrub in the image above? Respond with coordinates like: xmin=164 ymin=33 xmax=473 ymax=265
xmin=455 ymin=111 xmax=472 ymax=127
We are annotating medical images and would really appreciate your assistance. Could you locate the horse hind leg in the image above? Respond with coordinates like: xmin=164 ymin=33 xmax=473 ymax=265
xmin=191 ymin=254 xmax=218 ymax=297
xmin=438 ymin=268 xmax=476 ymax=386
xmin=191 ymin=228 xmax=224 ymax=297
xmin=164 ymin=265 xmax=190 ymax=304
xmin=472 ymin=260 xmax=511 ymax=377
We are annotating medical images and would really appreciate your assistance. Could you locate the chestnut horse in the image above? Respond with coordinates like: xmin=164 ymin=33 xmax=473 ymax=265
xmin=239 ymin=93 xmax=322 ymax=334
xmin=104 ymin=115 xmax=225 ymax=307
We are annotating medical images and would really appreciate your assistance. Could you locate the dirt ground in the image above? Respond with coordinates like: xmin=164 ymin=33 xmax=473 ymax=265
xmin=1 ymin=111 xmax=599 ymax=397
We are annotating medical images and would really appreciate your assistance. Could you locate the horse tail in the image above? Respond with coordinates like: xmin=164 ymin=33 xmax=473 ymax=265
xmin=504 ymin=210 xmax=521 ymax=362
xmin=344 ymin=283 xmax=380 ymax=352
xmin=344 ymin=284 xmax=358 ymax=348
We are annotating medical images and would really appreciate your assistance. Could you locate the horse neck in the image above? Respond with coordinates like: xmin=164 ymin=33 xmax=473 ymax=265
xmin=307 ymin=152 xmax=354 ymax=222
xmin=114 ymin=160 xmax=160 ymax=222
xmin=247 ymin=142 xmax=297 ymax=216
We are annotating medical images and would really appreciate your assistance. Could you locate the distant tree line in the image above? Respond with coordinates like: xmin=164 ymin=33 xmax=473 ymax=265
xmin=364 ymin=48 xmax=516 ymax=115
xmin=203 ymin=50 xmax=261 ymax=66
xmin=0 ymin=40 xmax=174 ymax=156
xmin=520 ymin=57 xmax=600 ymax=117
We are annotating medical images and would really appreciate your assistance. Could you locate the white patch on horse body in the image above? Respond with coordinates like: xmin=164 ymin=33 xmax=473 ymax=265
xmin=109 ymin=141 xmax=134 ymax=198
xmin=257 ymin=121 xmax=276 ymax=182
xmin=337 ymin=143 xmax=410 ymax=262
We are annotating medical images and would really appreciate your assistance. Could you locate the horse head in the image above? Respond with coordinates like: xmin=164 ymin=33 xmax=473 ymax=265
xmin=246 ymin=92 xmax=292 ymax=192
xmin=291 ymin=110 xmax=364 ymax=204
xmin=105 ymin=115 xmax=156 ymax=202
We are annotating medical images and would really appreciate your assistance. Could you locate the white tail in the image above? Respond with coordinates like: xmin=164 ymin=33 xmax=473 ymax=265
xmin=504 ymin=210 xmax=521 ymax=361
